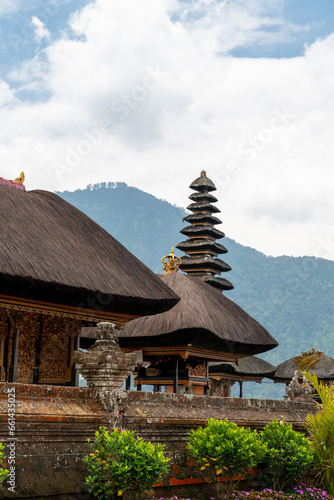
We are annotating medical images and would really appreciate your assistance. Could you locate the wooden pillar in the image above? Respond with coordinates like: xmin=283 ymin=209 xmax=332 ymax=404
xmin=173 ymin=357 xmax=179 ymax=394
xmin=8 ymin=314 xmax=22 ymax=383
xmin=33 ymin=316 xmax=42 ymax=384
xmin=71 ymin=334 xmax=80 ymax=387
xmin=125 ymin=375 xmax=131 ymax=391
xmin=1 ymin=317 xmax=9 ymax=382
xmin=239 ymin=380 xmax=243 ymax=398
xmin=204 ymin=363 xmax=209 ymax=395
xmin=136 ymin=383 xmax=142 ymax=391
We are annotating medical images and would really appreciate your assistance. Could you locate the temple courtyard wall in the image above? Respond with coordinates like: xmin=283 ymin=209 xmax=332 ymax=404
xmin=0 ymin=383 xmax=316 ymax=499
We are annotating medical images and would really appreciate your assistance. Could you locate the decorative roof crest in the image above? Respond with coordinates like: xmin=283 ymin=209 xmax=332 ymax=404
xmin=13 ymin=172 xmax=25 ymax=185
xmin=162 ymin=247 xmax=181 ymax=275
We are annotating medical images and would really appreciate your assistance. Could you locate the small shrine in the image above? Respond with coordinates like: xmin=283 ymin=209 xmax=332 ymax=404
xmin=274 ymin=348 xmax=334 ymax=386
xmin=176 ymin=170 xmax=233 ymax=291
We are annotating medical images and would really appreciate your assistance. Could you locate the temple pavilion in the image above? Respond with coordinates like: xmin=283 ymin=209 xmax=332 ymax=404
xmin=0 ymin=175 xmax=179 ymax=385
xmin=118 ymin=172 xmax=278 ymax=393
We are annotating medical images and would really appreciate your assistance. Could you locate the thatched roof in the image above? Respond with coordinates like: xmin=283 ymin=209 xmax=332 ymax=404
xmin=274 ymin=353 xmax=334 ymax=382
xmin=0 ymin=185 xmax=179 ymax=316
xmin=209 ymin=356 xmax=275 ymax=379
xmin=119 ymin=273 xmax=278 ymax=355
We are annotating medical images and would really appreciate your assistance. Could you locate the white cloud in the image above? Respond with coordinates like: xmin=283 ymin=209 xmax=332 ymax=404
xmin=0 ymin=0 xmax=21 ymax=17
xmin=31 ymin=16 xmax=50 ymax=43
xmin=1 ymin=0 xmax=334 ymax=260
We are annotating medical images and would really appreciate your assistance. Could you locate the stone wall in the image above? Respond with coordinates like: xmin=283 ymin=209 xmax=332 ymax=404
xmin=0 ymin=383 xmax=108 ymax=498
xmin=0 ymin=385 xmax=316 ymax=498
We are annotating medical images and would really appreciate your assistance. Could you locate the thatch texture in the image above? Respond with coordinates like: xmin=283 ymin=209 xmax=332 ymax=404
xmin=209 ymin=356 xmax=275 ymax=378
xmin=119 ymin=273 xmax=278 ymax=355
xmin=0 ymin=186 xmax=179 ymax=316
xmin=274 ymin=353 xmax=334 ymax=382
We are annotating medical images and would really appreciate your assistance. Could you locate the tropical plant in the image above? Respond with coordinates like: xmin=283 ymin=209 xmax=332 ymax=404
xmin=303 ymin=370 xmax=334 ymax=494
xmin=259 ymin=420 xmax=313 ymax=491
xmin=83 ymin=426 xmax=170 ymax=499
xmin=187 ymin=418 xmax=267 ymax=499
xmin=0 ymin=443 xmax=8 ymax=484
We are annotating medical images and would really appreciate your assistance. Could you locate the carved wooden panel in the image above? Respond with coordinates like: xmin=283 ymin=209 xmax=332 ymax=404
xmin=39 ymin=316 xmax=71 ymax=384
xmin=17 ymin=313 xmax=40 ymax=383
xmin=190 ymin=364 xmax=206 ymax=377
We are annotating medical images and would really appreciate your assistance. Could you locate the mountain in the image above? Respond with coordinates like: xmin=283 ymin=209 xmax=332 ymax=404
xmin=57 ymin=182 xmax=334 ymax=399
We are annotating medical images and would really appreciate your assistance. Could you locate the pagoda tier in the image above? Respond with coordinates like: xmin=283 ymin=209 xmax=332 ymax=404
xmin=177 ymin=239 xmax=228 ymax=255
xmin=201 ymin=275 xmax=233 ymax=290
xmin=176 ymin=170 xmax=233 ymax=292
xmin=183 ymin=213 xmax=222 ymax=225
xmin=180 ymin=225 xmax=225 ymax=239
xmin=189 ymin=192 xmax=218 ymax=203
xmin=186 ymin=202 xmax=220 ymax=213
xmin=180 ymin=255 xmax=231 ymax=273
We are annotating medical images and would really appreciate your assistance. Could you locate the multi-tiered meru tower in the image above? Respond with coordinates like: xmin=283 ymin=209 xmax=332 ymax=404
xmin=176 ymin=170 xmax=233 ymax=292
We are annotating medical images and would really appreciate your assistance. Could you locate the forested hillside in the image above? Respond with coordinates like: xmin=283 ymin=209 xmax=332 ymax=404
xmin=57 ymin=182 xmax=334 ymax=398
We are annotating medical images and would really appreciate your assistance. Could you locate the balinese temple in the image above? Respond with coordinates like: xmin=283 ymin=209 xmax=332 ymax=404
xmin=209 ymin=356 xmax=275 ymax=398
xmin=274 ymin=348 xmax=334 ymax=386
xmin=176 ymin=170 xmax=233 ymax=291
xmin=118 ymin=252 xmax=278 ymax=394
xmin=0 ymin=174 xmax=179 ymax=385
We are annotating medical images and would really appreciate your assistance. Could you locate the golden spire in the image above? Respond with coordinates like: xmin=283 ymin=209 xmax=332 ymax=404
xmin=13 ymin=172 xmax=25 ymax=184
xmin=162 ymin=247 xmax=181 ymax=275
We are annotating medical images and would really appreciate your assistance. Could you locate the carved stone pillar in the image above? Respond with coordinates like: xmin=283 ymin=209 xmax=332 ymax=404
xmin=74 ymin=322 xmax=136 ymax=426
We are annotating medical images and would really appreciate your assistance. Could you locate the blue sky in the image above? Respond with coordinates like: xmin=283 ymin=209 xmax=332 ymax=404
xmin=0 ymin=0 xmax=333 ymax=260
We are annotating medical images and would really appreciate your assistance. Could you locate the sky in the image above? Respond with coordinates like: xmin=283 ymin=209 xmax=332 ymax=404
xmin=0 ymin=0 xmax=334 ymax=261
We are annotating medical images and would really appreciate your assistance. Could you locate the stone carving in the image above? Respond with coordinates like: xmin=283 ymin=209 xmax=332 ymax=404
xmin=74 ymin=322 xmax=136 ymax=425
xmin=285 ymin=370 xmax=313 ymax=401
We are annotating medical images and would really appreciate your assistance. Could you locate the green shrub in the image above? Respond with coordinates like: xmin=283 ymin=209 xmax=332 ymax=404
xmin=0 ymin=443 xmax=8 ymax=484
xmin=259 ymin=420 xmax=313 ymax=491
xmin=83 ymin=426 xmax=170 ymax=499
xmin=303 ymin=370 xmax=334 ymax=494
xmin=187 ymin=418 xmax=267 ymax=499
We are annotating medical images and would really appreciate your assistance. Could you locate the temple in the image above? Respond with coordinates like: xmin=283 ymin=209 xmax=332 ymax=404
xmin=176 ymin=170 xmax=233 ymax=291
xmin=0 ymin=173 xmax=315 ymax=499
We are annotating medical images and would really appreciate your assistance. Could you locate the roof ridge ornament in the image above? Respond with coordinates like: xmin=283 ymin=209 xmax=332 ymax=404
xmin=13 ymin=172 xmax=25 ymax=184
xmin=162 ymin=247 xmax=181 ymax=275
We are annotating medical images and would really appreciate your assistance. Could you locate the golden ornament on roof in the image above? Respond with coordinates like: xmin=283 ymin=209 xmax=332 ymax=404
xmin=13 ymin=172 xmax=25 ymax=184
xmin=162 ymin=247 xmax=181 ymax=275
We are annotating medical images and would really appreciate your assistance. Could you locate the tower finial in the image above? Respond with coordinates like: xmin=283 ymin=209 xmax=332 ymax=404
xmin=200 ymin=170 xmax=206 ymax=177
xmin=162 ymin=247 xmax=181 ymax=275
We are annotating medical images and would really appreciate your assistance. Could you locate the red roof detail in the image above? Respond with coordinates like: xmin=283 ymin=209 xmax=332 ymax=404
xmin=0 ymin=177 xmax=26 ymax=191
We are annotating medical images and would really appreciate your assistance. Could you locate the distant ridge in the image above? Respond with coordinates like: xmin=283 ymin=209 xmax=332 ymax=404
xmin=57 ymin=182 xmax=334 ymax=398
